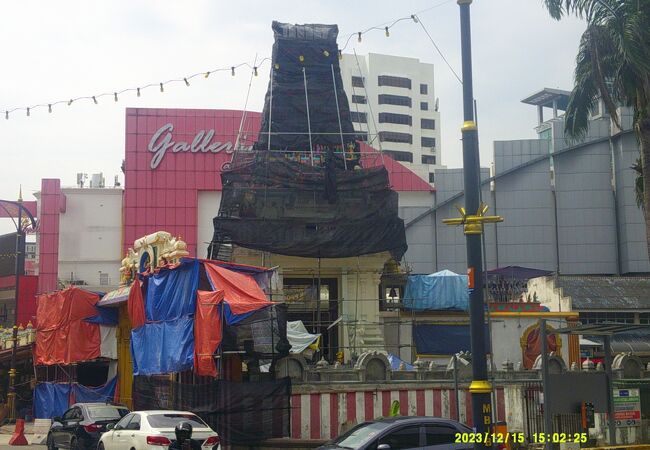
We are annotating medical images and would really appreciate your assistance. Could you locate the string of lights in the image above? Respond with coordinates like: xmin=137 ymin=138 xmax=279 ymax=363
xmin=2 ymin=59 xmax=270 ymax=120
xmin=1 ymin=0 xmax=457 ymax=120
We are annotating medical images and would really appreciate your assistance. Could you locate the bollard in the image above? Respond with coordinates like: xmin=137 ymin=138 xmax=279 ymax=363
xmin=8 ymin=418 xmax=29 ymax=445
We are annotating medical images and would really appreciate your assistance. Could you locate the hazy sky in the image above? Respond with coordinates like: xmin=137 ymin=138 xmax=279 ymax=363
xmin=0 ymin=0 xmax=585 ymax=207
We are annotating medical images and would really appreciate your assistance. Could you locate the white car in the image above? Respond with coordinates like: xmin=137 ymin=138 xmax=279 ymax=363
xmin=97 ymin=410 xmax=220 ymax=450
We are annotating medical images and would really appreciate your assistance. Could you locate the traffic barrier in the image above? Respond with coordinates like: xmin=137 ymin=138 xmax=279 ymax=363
xmin=8 ymin=418 xmax=28 ymax=445
xmin=31 ymin=418 xmax=51 ymax=445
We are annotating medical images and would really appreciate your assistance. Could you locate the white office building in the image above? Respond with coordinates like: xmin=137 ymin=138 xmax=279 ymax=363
xmin=340 ymin=53 xmax=442 ymax=184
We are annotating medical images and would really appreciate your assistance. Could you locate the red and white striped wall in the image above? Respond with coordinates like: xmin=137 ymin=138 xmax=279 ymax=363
xmin=290 ymin=387 xmax=506 ymax=440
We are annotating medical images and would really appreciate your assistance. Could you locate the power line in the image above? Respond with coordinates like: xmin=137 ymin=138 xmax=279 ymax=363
xmin=414 ymin=14 xmax=463 ymax=85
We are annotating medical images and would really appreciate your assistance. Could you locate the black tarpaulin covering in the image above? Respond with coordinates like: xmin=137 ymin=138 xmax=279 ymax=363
xmin=222 ymin=303 xmax=291 ymax=361
xmin=133 ymin=377 xmax=291 ymax=445
xmin=256 ymin=21 xmax=357 ymax=156
xmin=211 ymin=156 xmax=408 ymax=259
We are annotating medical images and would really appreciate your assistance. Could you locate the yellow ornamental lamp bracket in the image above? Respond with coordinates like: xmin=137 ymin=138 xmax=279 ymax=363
xmin=442 ymin=203 xmax=503 ymax=235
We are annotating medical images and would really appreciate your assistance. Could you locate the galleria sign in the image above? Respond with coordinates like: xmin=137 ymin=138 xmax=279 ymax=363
xmin=148 ymin=123 xmax=253 ymax=169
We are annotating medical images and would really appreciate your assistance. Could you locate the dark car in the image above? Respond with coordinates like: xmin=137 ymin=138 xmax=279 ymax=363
xmin=47 ymin=402 xmax=130 ymax=450
xmin=316 ymin=417 xmax=474 ymax=450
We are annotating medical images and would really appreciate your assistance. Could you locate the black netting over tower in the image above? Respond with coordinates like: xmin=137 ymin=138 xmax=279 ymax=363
xmin=210 ymin=155 xmax=407 ymax=260
xmin=209 ymin=22 xmax=407 ymax=261
xmin=254 ymin=21 xmax=359 ymax=163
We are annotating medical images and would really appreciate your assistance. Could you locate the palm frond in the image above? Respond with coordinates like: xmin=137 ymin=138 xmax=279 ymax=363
xmin=631 ymin=158 xmax=644 ymax=210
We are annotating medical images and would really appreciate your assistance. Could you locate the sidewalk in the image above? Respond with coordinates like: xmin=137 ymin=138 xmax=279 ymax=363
xmin=0 ymin=422 xmax=46 ymax=446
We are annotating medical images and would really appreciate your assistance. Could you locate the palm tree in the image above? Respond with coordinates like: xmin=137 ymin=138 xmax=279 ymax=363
xmin=542 ymin=0 xmax=650 ymax=259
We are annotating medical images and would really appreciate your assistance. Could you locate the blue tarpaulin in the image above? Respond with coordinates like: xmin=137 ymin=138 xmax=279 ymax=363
xmin=131 ymin=317 xmax=194 ymax=375
xmin=73 ymin=377 xmax=117 ymax=403
xmin=34 ymin=383 xmax=72 ymax=419
xmin=403 ymin=270 xmax=469 ymax=311
xmin=84 ymin=306 xmax=119 ymax=326
xmin=387 ymin=353 xmax=414 ymax=371
xmin=145 ymin=259 xmax=199 ymax=322
xmin=413 ymin=324 xmax=490 ymax=355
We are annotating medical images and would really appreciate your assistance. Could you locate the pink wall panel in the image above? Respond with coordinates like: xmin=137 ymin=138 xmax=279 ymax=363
xmin=123 ymin=108 xmax=262 ymax=256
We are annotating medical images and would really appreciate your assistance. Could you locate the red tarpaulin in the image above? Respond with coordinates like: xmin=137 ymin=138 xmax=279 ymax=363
xmin=204 ymin=263 xmax=270 ymax=313
xmin=127 ymin=278 xmax=146 ymax=329
xmin=34 ymin=287 xmax=102 ymax=365
xmin=195 ymin=263 xmax=273 ymax=377
xmin=194 ymin=290 xmax=225 ymax=377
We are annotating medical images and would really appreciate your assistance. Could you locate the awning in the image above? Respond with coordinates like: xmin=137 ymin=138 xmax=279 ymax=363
xmin=487 ymin=266 xmax=553 ymax=280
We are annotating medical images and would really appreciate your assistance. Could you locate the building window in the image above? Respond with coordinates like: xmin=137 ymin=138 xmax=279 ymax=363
xmin=99 ymin=273 xmax=109 ymax=286
xmin=379 ymin=112 xmax=412 ymax=126
xmin=383 ymin=150 xmax=413 ymax=162
xmin=352 ymin=95 xmax=367 ymax=104
xmin=379 ymin=131 xmax=413 ymax=144
xmin=350 ymin=111 xmax=367 ymax=123
xmin=579 ymin=312 xmax=635 ymax=324
xmin=639 ymin=313 xmax=650 ymax=324
xmin=428 ymin=172 xmax=435 ymax=183
xmin=420 ymin=84 xmax=428 ymax=95
xmin=352 ymin=76 xmax=364 ymax=88
xmin=420 ymin=102 xmax=428 ymax=111
xmin=378 ymin=75 xmax=412 ymax=89
xmin=421 ymin=137 xmax=436 ymax=148
xmin=421 ymin=118 xmax=436 ymax=130
xmin=378 ymin=94 xmax=412 ymax=107
xmin=422 ymin=155 xmax=436 ymax=165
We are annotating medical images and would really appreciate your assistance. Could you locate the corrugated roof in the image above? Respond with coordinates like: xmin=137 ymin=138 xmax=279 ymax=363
xmin=556 ymin=276 xmax=650 ymax=310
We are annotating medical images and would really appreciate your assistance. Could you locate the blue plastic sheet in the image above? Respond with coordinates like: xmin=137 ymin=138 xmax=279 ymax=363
xmin=73 ymin=377 xmax=117 ymax=403
xmin=223 ymin=303 xmax=258 ymax=325
xmin=387 ymin=353 xmax=414 ymax=371
xmin=403 ymin=270 xmax=469 ymax=311
xmin=84 ymin=306 xmax=119 ymax=326
xmin=34 ymin=383 xmax=71 ymax=419
xmin=145 ymin=259 xmax=199 ymax=322
xmin=413 ymin=324 xmax=490 ymax=355
xmin=131 ymin=317 xmax=194 ymax=375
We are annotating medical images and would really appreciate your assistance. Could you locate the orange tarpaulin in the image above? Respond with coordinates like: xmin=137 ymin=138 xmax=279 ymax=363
xmin=127 ymin=278 xmax=146 ymax=329
xmin=194 ymin=290 xmax=225 ymax=377
xmin=195 ymin=264 xmax=273 ymax=377
xmin=34 ymin=287 xmax=101 ymax=365
xmin=204 ymin=263 xmax=270 ymax=313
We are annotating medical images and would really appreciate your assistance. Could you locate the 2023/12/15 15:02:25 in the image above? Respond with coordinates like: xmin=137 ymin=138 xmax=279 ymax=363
xmin=532 ymin=433 xmax=588 ymax=443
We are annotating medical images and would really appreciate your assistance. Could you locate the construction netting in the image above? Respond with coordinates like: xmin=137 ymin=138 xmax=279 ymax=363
xmin=210 ymin=156 xmax=407 ymax=259
xmin=133 ymin=376 xmax=291 ymax=445
xmin=210 ymin=21 xmax=408 ymax=260
xmin=252 ymin=21 xmax=359 ymax=165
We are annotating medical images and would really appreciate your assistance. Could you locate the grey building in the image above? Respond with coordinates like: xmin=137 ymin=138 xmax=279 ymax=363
xmin=400 ymin=87 xmax=650 ymax=276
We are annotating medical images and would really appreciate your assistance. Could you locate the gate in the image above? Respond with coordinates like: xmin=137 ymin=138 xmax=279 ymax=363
xmin=523 ymin=382 xmax=543 ymax=437
xmin=523 ymin=381 xmax=583 ymax=438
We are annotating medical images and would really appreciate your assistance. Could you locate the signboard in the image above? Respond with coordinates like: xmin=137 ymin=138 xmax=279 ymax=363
xmin=612 ymin=388 xmax=641 ymax=427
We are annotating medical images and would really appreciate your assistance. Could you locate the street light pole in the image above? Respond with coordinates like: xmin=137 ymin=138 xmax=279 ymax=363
xmin=457 ymin=1 xmax=494 ymax=447
xmin=9 ymin=193 xmax=24 ymax=421
xmin=0 ymin=193 xmax=35 ymax=421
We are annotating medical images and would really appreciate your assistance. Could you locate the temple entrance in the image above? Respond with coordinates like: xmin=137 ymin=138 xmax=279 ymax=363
xmin=283 ymin=278 xmax=338 ymax=363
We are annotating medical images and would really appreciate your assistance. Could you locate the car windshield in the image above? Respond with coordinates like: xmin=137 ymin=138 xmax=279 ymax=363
xmin=331 ymin=421 xmax=392 ymax=449
xmin=86 ymin=405 xmax=129 ymax=420
xmin=146 ymin=413 xmax=208 ymax=429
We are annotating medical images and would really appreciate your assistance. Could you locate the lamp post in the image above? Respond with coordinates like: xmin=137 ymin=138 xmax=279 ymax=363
xmin=0 ymin=192 xmax=36 ymax=420
xmin=442 ymin=1 xmax=503 ymax=448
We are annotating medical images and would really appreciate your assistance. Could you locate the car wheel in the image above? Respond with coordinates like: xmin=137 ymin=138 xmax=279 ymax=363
xmin=98 ymin=443 xmax=105 ymax=450
xmin=47 ymin=434 xmax=58 ymax=450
